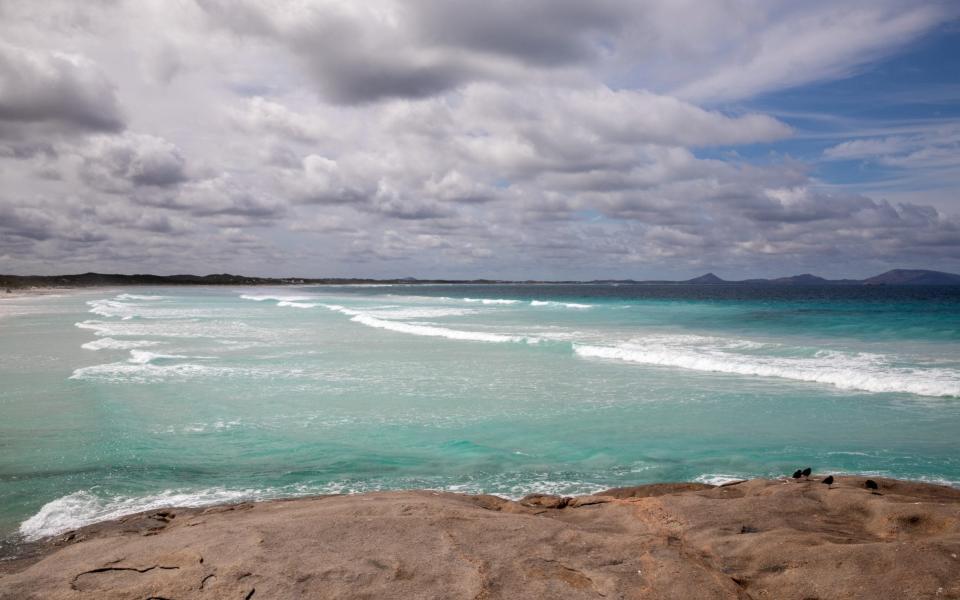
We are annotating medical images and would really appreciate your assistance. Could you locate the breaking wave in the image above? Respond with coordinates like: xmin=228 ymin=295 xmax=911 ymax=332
xmin=323 ymin=304 xmax=535 ymax=344
xmin=115 ymin=294 xmax=168 ymax=301
xmin=277 ymin=301 xmax=319 ymax=308
xmin=462 ymin=298 xmax=521 ymax=305
xmin=86 ymin=299 xmax=138 ymax=319
xmin=573 ymin=338 xmax=960 ymax=397
xmin=68 ymin=349 xmax=245 ymax=383
xmin=81 ymin=337 xmax=161 ymax=351
xmin=531 ymin=300 xmax=592 ymax=309
xmin=75 ymin=319 xmax=263 ymax=340
xmin=240 ymin=294 xmax=317 ymax=303
xmin=19 ymin=489 xmax=260 ymax=541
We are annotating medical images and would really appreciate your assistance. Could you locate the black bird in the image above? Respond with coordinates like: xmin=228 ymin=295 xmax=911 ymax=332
xmin=792 ymin=469 xmax=803 ymax=479
xmin=865 ymin=479 xmax=879 ymax=491
xmin=801 ymin=467 xmax=812 ymax=477
xmin=822 ymin=475 xmax=834 ymax=487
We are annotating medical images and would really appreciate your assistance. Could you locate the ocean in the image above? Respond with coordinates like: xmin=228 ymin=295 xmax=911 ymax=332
xmin=2 ymin=284 xmax=959 ymax=551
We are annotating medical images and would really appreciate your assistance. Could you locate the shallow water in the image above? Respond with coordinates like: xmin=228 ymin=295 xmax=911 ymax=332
xmin=2 ymin=284 xmax=959 ymax=548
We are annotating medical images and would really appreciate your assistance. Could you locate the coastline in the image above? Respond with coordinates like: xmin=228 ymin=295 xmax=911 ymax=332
xmin=0 ymin=287 xmax=77 ymax=300
xmin=3 ymin=476 xmax=958 ymax=599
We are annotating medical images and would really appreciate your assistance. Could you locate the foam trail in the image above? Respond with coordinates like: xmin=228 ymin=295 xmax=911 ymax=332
xmin=573 ymin=341 xmax=960 ymax=397
xmin=115 ymin=294 xmax=168 ymax=301
xmin=75 ymin=319 xmax=262 ymax=340
xmin=127 ymin=350 xmax=196 ymax=364
xmin=694 ymin=474 xmax=746 ymax=486
xmin=323 ymin=305 xmax=534 ymax=343
xmin=19 ymin=489 xmax=257 ymax=541
xmin=277 ymin=301 xmax=318 ymax=308
xmin=351 ymin=314 xmax=528 ymax=343
xmin=86 ymin=299 xmax=138 ymax=319
xmin=531 ymin=300 xmax=592 ymax=309
xmin=70 ymin=349 xmax=232 ymax=383
xmin=240 ymin=294 xmax=316 ymax=303
xmin=463 ymin=298 xmax=520 ymax=305
xmin=81 ymin=337 xmax=160 ymax=351
xmin=69 ymin=361 xmax=264 ymax=383
xmin=364 ymin=307 xmax=476 ymax=319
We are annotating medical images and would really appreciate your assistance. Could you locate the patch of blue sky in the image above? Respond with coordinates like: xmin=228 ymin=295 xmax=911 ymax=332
xmin=694 ymin=25 xmax=960 ymax=190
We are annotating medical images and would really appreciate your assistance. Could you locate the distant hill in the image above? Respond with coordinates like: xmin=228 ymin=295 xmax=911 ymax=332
xmin=861 ymin=269 xmax=960 ymax=285
xmin=2 ymin=269 xmax=960 ymax=289
xmin=686 ymin=269 xmax=959 ymax=286
xmin=684 ymin=273 xmax=726 ymax=284
xmin=0 ymin=272 xmax=511 ymax=290
xmin=770 ymin=273 xmax=828 ymax=285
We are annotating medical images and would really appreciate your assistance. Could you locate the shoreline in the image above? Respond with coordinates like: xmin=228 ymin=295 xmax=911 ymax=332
xmin=0 ymin=286 xmax=77 ymax=300
xmin=2 ymin=476 xmax=959 ymax=598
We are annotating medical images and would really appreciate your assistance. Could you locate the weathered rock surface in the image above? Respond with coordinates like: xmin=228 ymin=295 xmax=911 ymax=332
xmin=2 ymin=477 xmax=959 ymax=599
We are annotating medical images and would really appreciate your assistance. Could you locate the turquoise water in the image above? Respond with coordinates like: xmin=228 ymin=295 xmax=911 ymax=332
xmin=2 ymin=284 xmax=959 ymax=551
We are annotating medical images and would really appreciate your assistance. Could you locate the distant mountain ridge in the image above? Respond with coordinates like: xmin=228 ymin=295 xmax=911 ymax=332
xmin=685 ymin=272 xmax=726 ymax=284
xmin=861 ymin=269 xmax=960 ymax=285
xmin=682 ymin=269 xmax=960 ymax=286
xmin=2 ymin=269 xmax=960 ymax=290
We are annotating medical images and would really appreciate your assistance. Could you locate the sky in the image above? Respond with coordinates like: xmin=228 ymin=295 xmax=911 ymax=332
xmin=1 ymin=0 xmax=959 ymax=280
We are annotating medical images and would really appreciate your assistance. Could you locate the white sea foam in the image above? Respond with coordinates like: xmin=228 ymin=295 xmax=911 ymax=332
xmin=693 ymin=474 xmax=747 ymax=486
xmin=81 ymin=337 xmax=160 ymax=351
xmin=68 ymin=361 xmax=272 ymax=383
xmin=75 ymin=319 xmax=265 ymax=340
xmin=573 ymin=337 xmax=960 ymax=397
xmin=86 ymin=299 xmax=138 ymax=319
xmin=530 ymin=300 xmax=592 ymax=309
xmin=127 ymin=350 xmax=197 ymax=364
xmin=87 ymin=297 xmax=220 ymax=321
xmin=70 ymin=349 xmax=237 ymax=383
xmin=240 ymin=294 xmax=316 ymax=303
xmin=322 ymin=304 xmax=534 ymax=343
xmin=363 ymin=307 xmax=477 ymax=319
xmin=321 ymin=304 xmax=362 ymax=316
xmin=277 ymin=301 xmax=319 ymax=308
xmin=351 ymin=313 xmax=529 ymax=343
xmin=463 ymin=298 xmax=521 ymax=305
xmin=19 ymin=489 xmax=259 ymax=541
xmin=115 ymin=294 xmax=168 ymax=301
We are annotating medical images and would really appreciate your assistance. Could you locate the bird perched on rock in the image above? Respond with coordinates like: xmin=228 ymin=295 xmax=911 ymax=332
xmin=792 ymin=469 xmax=803 ymax=479
xmin=801 ymin=467 xmax=812 ymax=477
xmin=865 ymin=479 xmax=879 ymax=491
xmin=822 ymin=475 xmax=834 ymax=487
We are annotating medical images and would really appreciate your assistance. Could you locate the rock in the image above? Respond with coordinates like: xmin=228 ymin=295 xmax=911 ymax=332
xmin=2 ymin=478 xmax=958 ymax=599
xmin=518 ymin=494 xmax=569 ymax=509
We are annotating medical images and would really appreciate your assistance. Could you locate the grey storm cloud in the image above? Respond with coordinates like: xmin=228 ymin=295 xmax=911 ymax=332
xmin=0 ymin=42 xmax=124 ymax=139
xmin=406 ymin=0 xmax=626 ymax=67
xmin=1 ymin=0 xmax=959 ymax=278
xmin=78 ymin=133 xmax=188 ymax=192
xmin=197 ymin=0 xmax=631 ymax=104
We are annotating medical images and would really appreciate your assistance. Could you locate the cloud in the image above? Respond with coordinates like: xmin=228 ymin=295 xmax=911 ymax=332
xmin=198 ymin=0 xmax=480 ymax=104
xmin=78 ymin=133 xmax=188 ymax=192
xmin=197 ymin=0 xmax=955 ymax=106
xmin=824 ymin=124 xmax=960 ymax=170
xmin=407 ymin=0 xmax=626 ymax=67
xmin=285 ymin=155 xmax=377 ymax=205
xmin=1 ymin=0 xmax=958 ymax=278
xmin=230 ymin=97 xmax=330 ymax=142
xmin=174 ymin=175 xmax=287 ymax=220
xmin=671 ymin=3 xmax=952 ymax=102
xmin=0 ymin=42 xmax=124 ymax=141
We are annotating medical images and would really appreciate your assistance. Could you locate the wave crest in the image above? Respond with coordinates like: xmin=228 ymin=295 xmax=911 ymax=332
xmin=573 ymin=339 xmax=960 ymax=397
xmin=531 ymin=300 xmax=592 ymax=309
xmin=81 ymin=337 xmax=160 ymax=351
